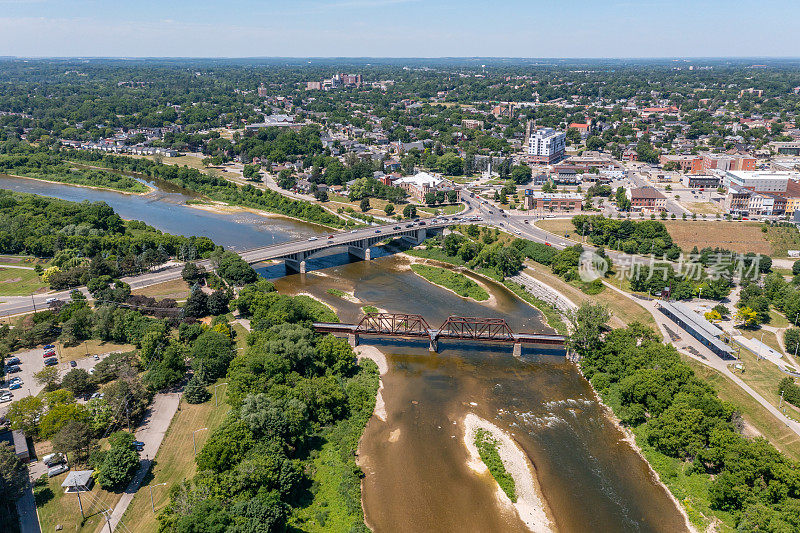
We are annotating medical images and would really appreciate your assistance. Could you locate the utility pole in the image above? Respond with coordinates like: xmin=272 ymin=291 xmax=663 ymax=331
xmin=73 ymin=479 xmax=84 ymax=520
xmin=31 ymin=295 xmax=36 ymax=313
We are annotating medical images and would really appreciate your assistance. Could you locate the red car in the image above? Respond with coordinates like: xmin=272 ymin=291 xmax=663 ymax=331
xmin=43 ymin=350 xmax=55 ymax=358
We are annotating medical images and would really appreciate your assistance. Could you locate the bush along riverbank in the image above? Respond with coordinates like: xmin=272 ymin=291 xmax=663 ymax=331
xmin=475 ymin=428 xmax=517 ymax=502
xmin=571 ymin=302 xmax=800 ymax=532
xmin=410 ymin=263 xmax=489 ymax=301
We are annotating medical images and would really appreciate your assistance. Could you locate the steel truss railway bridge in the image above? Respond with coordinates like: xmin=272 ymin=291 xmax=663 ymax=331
xmin=314 ymin=313 xmax=567 ymax=356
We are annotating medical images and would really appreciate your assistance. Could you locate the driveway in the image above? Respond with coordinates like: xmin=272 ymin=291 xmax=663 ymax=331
xmin=108 ymin=390 xmax=182 ymax=531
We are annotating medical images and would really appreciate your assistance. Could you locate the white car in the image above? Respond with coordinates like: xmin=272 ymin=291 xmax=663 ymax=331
xmin=0 ymin=394 xmax=12 ymax=403
xmin=308 ymin=237 xmax=318 ymax=241
xmin=47 ymin=464 xmax=69 ymax=477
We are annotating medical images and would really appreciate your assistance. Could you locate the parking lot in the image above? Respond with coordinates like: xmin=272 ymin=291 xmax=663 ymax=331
xmin=1 ymin=345 xmax=108 ymax=417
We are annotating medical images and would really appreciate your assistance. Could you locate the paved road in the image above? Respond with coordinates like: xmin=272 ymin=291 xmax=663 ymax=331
xmin=108 ymin=390 xmax=182 ymax=531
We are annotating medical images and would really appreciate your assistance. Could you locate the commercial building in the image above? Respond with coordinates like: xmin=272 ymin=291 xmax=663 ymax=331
xmin=660 ymin=154 xmax=703 ymax=173
xmin=722 ymin=170 xmax=796 ymax=193
xmin=681 ymin=175 xmax=721 ymax=189
xmin=771 ymin=141 xmax=800 ymax=156
xmin=394 ymin=172 xmax=458 ymax=202
xmin=702 ymin=154 xmax=756 ymax=172
xmin=523 ymin=191 xmax=583 ymax=212
xmin=657 ymin=301 xmax=734 ymax=359
xmin=628 ymin=187 xmax=667 ymax=212
xmin=525 ymin=127 xmax=566 ymax=164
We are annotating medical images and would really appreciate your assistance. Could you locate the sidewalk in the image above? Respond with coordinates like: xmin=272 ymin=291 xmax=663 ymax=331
xmin=108 ymin=391 xmax=182 ymax=531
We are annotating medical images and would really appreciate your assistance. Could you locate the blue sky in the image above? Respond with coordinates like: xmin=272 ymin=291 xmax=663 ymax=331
xmin=0 ymin=0 xmax=796 ymax=58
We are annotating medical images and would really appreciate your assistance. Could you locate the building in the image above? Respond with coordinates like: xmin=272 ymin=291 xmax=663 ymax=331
xmin=0 ymin=430 xmax=30 ymax=461
xmin=568 ymin=122 xmax=591 ymax=138
xmin=462 ymin=119 xmax=484 ymax=130
xmin=245 ymin=114 xmax=302 ymax=131
xmin=659 ymin=154 xmax=704 ymax=173
xmin=492 ymin=103 xmax=514 ymax=118
xmin=702 ymin=154 xmax=756 ymax=172
xmin=628 ymin=187 xmax=667 ymax=212
xmin=771 ymin=141 xmax=800 ymax=156
xmin=394 ymin=172 xmax=443 ymax=202
xmin=681 ymin=175 xmax=721 ymax=189
xmin=523 ymin=191 xmax=583 ymax=212
xmin=306 ymin=81 xmax=322 ymax=91
xmin=657 ymin=301 xmax=734 ymax=359
xmin=525 ymin=127 xmax=566 ymax=164
xmin=257 ymin=84 xmax=268 ymax=97
xmin=62 ymin=471 xmax=94 ymax=493
xmin=722 ymin=170 xmax=796 ymax=193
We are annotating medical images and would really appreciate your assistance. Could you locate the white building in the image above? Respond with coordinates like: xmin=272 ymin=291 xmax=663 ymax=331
xmin=722 ymin=170 xmax=797 ymax=193
xmin=525 ymin=128 xmax=566 ymax=164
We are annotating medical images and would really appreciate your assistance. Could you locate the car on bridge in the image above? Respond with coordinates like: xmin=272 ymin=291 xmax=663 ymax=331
xmin=375 ymin=229 xmax=381 ymax=233
xmin=308 ymin=237 xmax=318 ymax=241
xmin=393 ymin=226 xmax=401 ymax=230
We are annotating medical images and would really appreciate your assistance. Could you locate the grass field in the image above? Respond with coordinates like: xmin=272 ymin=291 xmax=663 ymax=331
xmin=764 ymin=225 xmax=800 ymax=257
xmin=410 ymin=264 xmax=489 ymax=301
xmin=57 ymin=339 xmax=135 ymax=362
xmin=131 ymin=279 xmax=191 ymax=300
xmin=0 ymin=266 xmax=48 ymax=296
xmin=682 ymin=356 xmax=800 ymax=461
xmin=119 ymin=381 xmax=232 ymax=533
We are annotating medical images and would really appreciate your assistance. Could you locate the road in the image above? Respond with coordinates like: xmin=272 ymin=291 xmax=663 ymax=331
xmin=108 ymin=390 xmax=182 ymax=532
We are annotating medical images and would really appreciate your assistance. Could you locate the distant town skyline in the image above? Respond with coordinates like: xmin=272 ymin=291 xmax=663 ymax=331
xmin=0 ymin=0 xmax=798 ymax=58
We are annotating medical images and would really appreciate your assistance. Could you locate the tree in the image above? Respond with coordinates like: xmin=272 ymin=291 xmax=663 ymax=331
xmin=359 ymin=198 xmax=371 ymax=212
xmin=403 ymin=204 xmax=417 ymax=219
xmin=785 ymin=328 xmax=800 ymax=356
xmin=6 ymin=396 xmax=44 ymax=436
xmin=191 ymin=330 xmax=234 ymax=381
xmin=33 ymin=366 xmax=59 ymax=389
xmin=216 ymin=252 xmax=258 ymax=286
xmin=242 ymin=164 xmax=260 ymax=181
xmin=207 ymin=290 xmax=230 ymax=316
xmin=62 ymin=368 xmax=94 ymax=397
xmin=96 ymin=436 xmax=140 ymax=489
xmin=567 ymin=302 xmax=610 ymax=355
xmin=184 ymin=287 xmax=209 ymax=318
xmin=510 ymin=164 xmax=532 ymax=185
xmin=424 ymin=191 xmax=436 ymax=205
xmin=0 ymin=442 xmax=27 ymax=502
xmin=735 ymin=306 xmax=759 ymax=327
xmin=51 ymin=420 xmax=94 ymax=463
xmin=793 ymin=260 xmax=800 ymax=276
xmin=384 ymin=203 xmax=395 ymax=216
xmin=438 ymin=152 xmax=463 ymax=176
xmin=182 ymin=262 xmax=206 ymax=285
xmin=184 ymin=374 xmax=211 ymax=404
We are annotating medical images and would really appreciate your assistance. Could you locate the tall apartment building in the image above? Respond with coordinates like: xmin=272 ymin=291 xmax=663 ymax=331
xmin=525 ymin=126 xmax=566 ymax=164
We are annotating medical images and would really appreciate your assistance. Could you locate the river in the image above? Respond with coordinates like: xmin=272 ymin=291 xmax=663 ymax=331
xmin=1 ymin=176 xmax=689 ymax=532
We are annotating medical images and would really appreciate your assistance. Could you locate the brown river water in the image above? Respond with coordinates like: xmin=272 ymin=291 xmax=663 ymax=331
xmin=270 ymin=253 xmax=689 ymax=533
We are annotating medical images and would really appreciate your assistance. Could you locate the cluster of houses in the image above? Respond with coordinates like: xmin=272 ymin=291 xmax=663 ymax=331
xmin=60 ymin=139 xmax=178 ymax=157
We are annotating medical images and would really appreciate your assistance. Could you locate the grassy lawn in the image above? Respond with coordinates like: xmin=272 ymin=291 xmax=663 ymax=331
xmin=120 ymin=382 xmax=232 ymax=533
xmin=724 ymin=334 xmax=800 ymax=417
xmin=764 ymin=224 xmax=800 ymax=257
xmin=0 ymin=266 xmax=48 ymax=296
xmin=534 ymin=218 xmax=575 ymax=238
xmin=686 ymin=201 xmax=724 ymax=215
xmin=769 ymin=309 xmax=791 ymax=328
xmin=682 ymin=356 xmax=800 ymax=461
xmin=131 ymin=279 xmax=191 ymax=300
xmin=417 ymin=203 xmax=464 ymax=215
xmin=57 ymin=339 xmax=135 ymax=362
xmin=410 ymin=264 xmax=489 ymax=301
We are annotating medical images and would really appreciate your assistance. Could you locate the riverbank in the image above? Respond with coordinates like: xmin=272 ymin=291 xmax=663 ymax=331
xmin=573 ymin=363 xmax=697 ymax=532
xmin=463 ymin=413 xmax=554 ymax=533
xmin=0 ymin=171 xmax=153 ymax=195
xmin=185 ymin=199 xmax=342 ymax=230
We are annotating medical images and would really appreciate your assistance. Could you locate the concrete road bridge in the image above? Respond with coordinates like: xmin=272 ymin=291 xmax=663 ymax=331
xmin=238 ymin=219 xmax=451 ymax=273
xmin=314 ymin=312 xmax=567 ymax=356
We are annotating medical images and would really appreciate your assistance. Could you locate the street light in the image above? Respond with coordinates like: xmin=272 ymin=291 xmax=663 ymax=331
xmin=149 ymin=482 xmax=167 ymax=513
xmin=214 ymin=383 xmax=228 ymax=407
xmin=192 ymin=427 xmax=208 ymax=456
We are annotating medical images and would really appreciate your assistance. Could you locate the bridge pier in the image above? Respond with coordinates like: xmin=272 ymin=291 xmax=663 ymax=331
xmin=285 ymin=259 xmax=306 ymax=274
xmin=348 ymin=333 xmax=359 ymax=348
xmin=429 ymin=337 xmax=438 ymax=353
xmin=348 ymin=245 xmax=371 ymax=261
xmin=513 ymin=342 xmax=522 ymax=358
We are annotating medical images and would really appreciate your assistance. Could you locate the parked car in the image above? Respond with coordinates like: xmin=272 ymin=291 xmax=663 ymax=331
xmin=5 ymin=365 xmax=21 ymax=373
xmin=43 ymin=344 xmax=55 ymax=350
xmin=5 ymin=357 xmax=20 ymax=365
xmin=8 ymin=377 xmax=21 ymax=385
xmin=44 ymin=357 xmax=58 ymax=366
xmin=133 ymin=440 xmax=145 ymax=451
xmin=9 ymin=383 xmax=22 ymax=390
xmin=0 ymin=394 xmax=12 ymax=403
xmin=43 ymin=453 xmax=65 ymax=467
xmin=43 ymin=352 xmax=55 ymax=358
xmin=47 ymin=464 xmax=69 ymax=477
